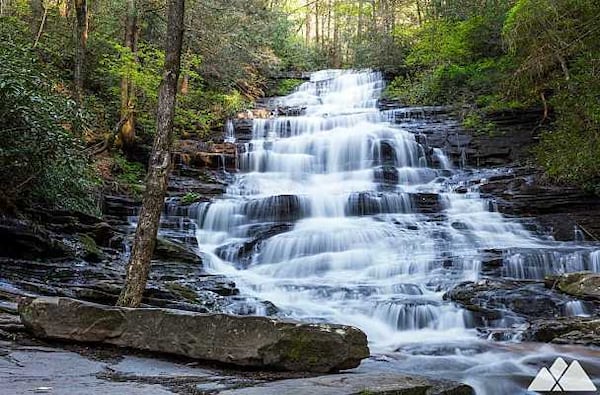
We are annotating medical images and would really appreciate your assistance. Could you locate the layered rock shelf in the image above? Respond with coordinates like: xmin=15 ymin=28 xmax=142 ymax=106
xmin=19 ymin=297 xmax=370 ymax=373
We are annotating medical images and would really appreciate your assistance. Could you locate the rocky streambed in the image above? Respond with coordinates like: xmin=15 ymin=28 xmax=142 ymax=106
xmin=1 ymin=69 xmax=600 ymax=394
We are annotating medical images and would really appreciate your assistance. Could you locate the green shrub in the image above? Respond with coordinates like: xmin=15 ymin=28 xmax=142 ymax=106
xmin=535 ymin=51 xmax=600 ymax=192
xmin=113 ymin=153 xmax=145 ymax=194
xmin=0 ymin=18 xmax=98 ymax=214
xmin=275 ymin=79 xmax=304 ymax=96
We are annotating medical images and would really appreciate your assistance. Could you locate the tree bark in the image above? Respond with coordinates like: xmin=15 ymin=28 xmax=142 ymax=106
xmin=119 ymin=0 xmax=139 ymax=151
xmin=33 ymin=1 xmax=48 ymax=48
xmin=332 ymin=0 xmax=340 ymax=67
xmin=117 ymin=0 xmax=186 ymax=308
xmin=73 ymin=0 xmax=88 ymax=101
xmin=357 ymin=0 xmax=364 ymax=41
xmin=326 ymin=0 xmax=331 ymax=45
xmin=305 ymin=0 xmax=311 ymax=46
xmin=314 ymin=0 xmax=319 ymax=48
xmin=29 ymin=0 xmax=43 ymax=34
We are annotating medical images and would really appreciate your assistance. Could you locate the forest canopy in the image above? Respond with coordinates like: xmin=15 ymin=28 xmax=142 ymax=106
xmin=0 ymin=0 xmax=599 ymax=214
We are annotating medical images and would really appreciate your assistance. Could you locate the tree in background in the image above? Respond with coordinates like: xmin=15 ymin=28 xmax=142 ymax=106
xmin=116 ymin=0 xmax=139 ymax=151
xmin=117 ymin=0 xmax=186 ymax=307
xmin=73 ymin=0 xmax=87 ymax=101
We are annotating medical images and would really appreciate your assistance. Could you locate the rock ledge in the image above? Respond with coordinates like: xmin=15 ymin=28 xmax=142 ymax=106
xmin=18 ymin=297 xmax=369 ymax=373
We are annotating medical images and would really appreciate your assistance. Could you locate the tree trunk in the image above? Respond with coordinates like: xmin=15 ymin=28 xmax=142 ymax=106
xmin=117 ymin=0 xmax=186 ymax=308
xmin=305 ymin=0 xmax=311 ymax=46
xmin=326 ymin=0 xmax=331 ymax=45
xmin=33 ymin=1 xmax=48 ymax=48
xmin=73 ymin=0 xmax=88 ymax=101
xmin=358 ymin=0 xmax=364 ymax=41
xmin=315 ymin=0 xmax=319 ymax=48
xmin=332 ymin=0 xmax=340 ymax=67
xmin=29 ymin=0 xmax=43 ymax=34
xmin=119 ymin=0 xmax=139 ymax=151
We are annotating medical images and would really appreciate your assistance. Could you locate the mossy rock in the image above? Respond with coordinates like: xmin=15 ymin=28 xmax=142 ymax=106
xmin=165 ymin=282 xmax=199 ymax=303
xmin=78 ymin=234 xmax=103 ymax=262
xmin=153 ymin=238 xmax=201 ymax=265
xmin=545 ymin=272 xmax=600 ymax=301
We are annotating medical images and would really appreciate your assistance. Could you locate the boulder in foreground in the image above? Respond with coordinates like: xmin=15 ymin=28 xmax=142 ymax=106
xmin=18 ymin=297 xmax=369 ymax=373
xmin=217 ymin=372 xmax=474 ymax=395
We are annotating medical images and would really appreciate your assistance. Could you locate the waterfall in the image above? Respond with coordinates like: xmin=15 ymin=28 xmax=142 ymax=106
xmin=190 ymin=69 xmax=600 ymax=394
xmin=224 ymin=119 xmax=235 ymax=143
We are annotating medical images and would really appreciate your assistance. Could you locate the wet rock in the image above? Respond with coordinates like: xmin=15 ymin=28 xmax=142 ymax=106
xmin=275 ymin=106 xmax=306 ymax=117
xmin=0 ymin=222 xmax=73 ymax=260
xmin=376 ymin=98 xmax=404 ymax=111
xmin=376 ymin=140 xmax=397 ymax=165
xmin=479 ymin=249 xmax=504 ymax=274
xmin=545 ymin=272 xmax=600 ymax=301
xmin=19 ymin=297 xmax=370 ymax=373
xmin=451 ymin=222 xmax=468 ymax=230
xmin=346 ymin=192 xmax=412 ymax=216
xmin=231 ymin=119 xmax=253 ymax=143
xmin=373 ymin=165 xmax=399 ymax=184
xmin=412 ymin=193 xmax=446 ymax=214
xmin=218 ymin=372 xmax=474 ymax=395
xmin=215 ymin=223 xmax=293 ymax=267
xmin=0 ymin=341 xmax=223 ymax=395
xmin=524 ymin=317 xmax=600 ymax=347
xmin=103 ymin=195 xmax=141 ymax=218
xmin=0 ymin=250 xmax=245 ymax=316
xmin=444 ymin=279 xmax=575 ymax=323
xmin=153 ymin=238 xmax=201 ymax=265
xmin=388 ymin=107 xmax=540 ymax=168
xmin=243 ymin=195 xmax=308 ymax=222
xmin=476 ymin=170 xmax=600 ymax=241
xmin=78 ymin=234 xmax=103 ymax=262
xmin=174 ymin=140 xmax=237 ymax=170
xmin=168 ymin=175 xmax=227 ymax=197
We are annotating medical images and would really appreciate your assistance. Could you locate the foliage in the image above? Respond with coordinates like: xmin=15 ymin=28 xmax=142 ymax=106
xmin=274 ymin=79 xmax=304 ymax=96
xmin=535 ymin=50 xmax=600 ymax=191
xmin=504 ymin=0 xmax=600 ymax=190
xmin=0 ymin=18 xmax=98 ymax=214
xmin=181 ymin=192 xmax=202 ymax=205
xmin=380 ymin=0 xmax=600 ymax=190
xmin=112 ymin=152 xmax=145 ymax=193
xmin=2 ymin=0 xmax=600 ymax=205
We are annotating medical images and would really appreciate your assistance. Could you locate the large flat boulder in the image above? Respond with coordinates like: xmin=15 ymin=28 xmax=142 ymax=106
xmin=217 ymin=372 xmax=474 ymax=395
xmin=18 ymin=297 xmax=369 ymax=373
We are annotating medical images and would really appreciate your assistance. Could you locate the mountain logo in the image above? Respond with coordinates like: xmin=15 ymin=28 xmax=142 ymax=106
xmin=528 ymin=357 xmax=597 ymax=392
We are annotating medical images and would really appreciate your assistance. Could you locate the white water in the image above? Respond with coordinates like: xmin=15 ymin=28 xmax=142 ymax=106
xmin=190 ymin=70 xmax=600 ymax=394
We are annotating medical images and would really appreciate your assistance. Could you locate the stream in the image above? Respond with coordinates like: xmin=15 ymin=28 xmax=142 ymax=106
xmin=186 ymin=70 xmax=599 ymax=394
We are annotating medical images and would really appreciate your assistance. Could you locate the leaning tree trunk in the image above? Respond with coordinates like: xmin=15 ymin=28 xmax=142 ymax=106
xmin=117 ymin=0 xmax=186 ymax=308
xmin=73 ymin=0 xmax=88 ymax=101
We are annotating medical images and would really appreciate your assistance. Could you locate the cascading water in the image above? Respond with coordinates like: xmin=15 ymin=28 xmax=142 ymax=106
xmin=190 ymin=70 xmax=600 ymax=394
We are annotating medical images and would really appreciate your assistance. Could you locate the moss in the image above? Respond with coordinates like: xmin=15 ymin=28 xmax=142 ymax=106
xmin=281 ymin=330 xmax=325 ymax=366
xmin=181 ymin=192 xmax=202 ymax=205
xmin=78 ymin=234 xmax=102 ymax=262
xmin=165 ymin=282 xmax=199 ymax=303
